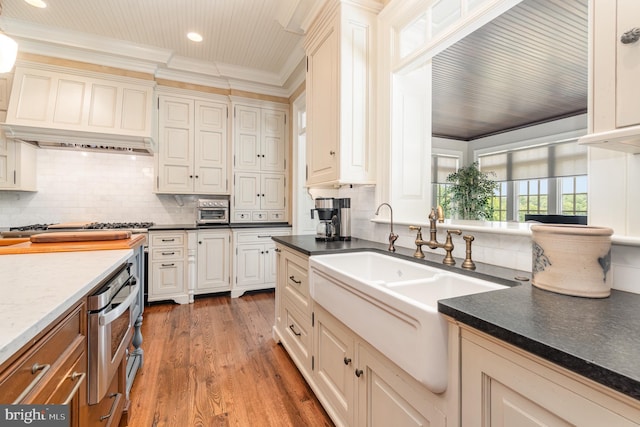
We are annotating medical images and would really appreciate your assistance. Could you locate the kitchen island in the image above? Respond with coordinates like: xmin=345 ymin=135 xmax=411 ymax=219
xmin=0 ymin=249 xmax=134 ymax=366
xmin=273 ymin=235 xmax=640 ymax=422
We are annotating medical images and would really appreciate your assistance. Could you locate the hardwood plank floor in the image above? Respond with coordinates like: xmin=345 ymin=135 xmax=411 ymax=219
xmin=127 ymin=291 xmax=334 ymax=427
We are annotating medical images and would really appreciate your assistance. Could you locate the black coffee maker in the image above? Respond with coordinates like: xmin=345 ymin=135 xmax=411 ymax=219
xmin=311 ymin=197 xmax=351 ymax=241
xmin=311 ymin=197 xmax=337 ymax=241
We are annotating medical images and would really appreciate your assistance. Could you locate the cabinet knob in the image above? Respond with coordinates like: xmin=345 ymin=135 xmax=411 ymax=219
xmin=343 ymin=357 xmax=352 ymax=365
xmin=329 ymin=150 xmax=336 ymax=155
xmin=621 ymin=27 xmax=640 ymax=44
xmin=355 ymin=369 xmax=363 ymax=378
xmin=198 ymin=241 xmax=202 ymax=244
xmin=189 ymin=175 xmax=193 ymax=178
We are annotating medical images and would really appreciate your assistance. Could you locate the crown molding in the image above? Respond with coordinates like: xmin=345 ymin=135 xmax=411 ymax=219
xmin=2 ymin=17 xmax=306 ymax=98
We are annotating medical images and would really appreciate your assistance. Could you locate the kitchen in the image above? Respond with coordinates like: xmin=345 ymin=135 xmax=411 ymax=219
xmin=1 ymin=0 xmax=640 ymax=426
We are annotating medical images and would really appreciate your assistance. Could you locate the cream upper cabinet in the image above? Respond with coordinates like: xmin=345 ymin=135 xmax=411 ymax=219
xmin=579 ymin=0 xmax=640 ymax=152
xmin=156 ymin=93 xmax=229 ymax=195
xmin=232 ymin=101 xmax=288 ymax=222
xmin=5 ymin=64 xmax=153 ymax=138
xmin=304 ymin=0 xmax=380 ymax=187
xmin=461 ymin=327 xmax=640 ymax=426
xmin=0 ymin=138 xmax=36 ymax=191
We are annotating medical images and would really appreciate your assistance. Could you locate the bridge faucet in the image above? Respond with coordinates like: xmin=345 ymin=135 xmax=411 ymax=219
xmin=375 ymin=203 xmax=398 ymax=252
xmin=412 ymin=207 xmax=462 ymax=265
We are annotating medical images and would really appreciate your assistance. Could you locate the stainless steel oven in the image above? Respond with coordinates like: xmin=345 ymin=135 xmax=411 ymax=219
xmin=87 ymin=261 xmax=139 ymax=405
xmin=196 ymin=198 xmax=229 ymax=224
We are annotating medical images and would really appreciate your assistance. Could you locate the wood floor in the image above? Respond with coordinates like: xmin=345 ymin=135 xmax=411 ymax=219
xmin=127 ymin=291 xmax=333 ymax=427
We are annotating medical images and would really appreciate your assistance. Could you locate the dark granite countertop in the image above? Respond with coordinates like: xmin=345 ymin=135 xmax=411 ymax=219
xmin=273 ymin=235 xmax=640 ymax=402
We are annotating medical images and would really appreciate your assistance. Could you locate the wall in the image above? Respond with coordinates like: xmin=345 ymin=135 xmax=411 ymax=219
xmin=0 ymin=148 xmax=197 ymax=227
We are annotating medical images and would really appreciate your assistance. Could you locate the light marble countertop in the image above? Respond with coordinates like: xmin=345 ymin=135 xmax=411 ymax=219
xmin=0 ymin=249 xmax=133 ymax=366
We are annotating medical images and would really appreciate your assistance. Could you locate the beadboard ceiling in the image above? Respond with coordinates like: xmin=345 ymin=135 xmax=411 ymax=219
xmin=432 ymin=0 xmax=588 ymax=141
xmin=0 ymin=0 xmax=318 ymax=94
xmin=1 ymin=0 xmax=588 ymax=132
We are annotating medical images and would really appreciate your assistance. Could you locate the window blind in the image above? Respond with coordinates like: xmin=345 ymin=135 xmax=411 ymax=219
xmin=432 ymin=154 xmax=460 ymax=183
xmin=478 ymin=140 xmax=587 ymax=181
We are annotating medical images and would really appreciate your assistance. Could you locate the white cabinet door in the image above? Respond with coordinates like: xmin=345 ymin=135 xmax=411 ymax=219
xmin=616 ymin=0 xmax=640 ymax=128
xmin=261 ymin=173 xmax=286 ymax=210
xmin=234 ymin=172 xmax=260 ymax=210
xmin=196 ymin=230 xmax=230 ymax=294
xmin=194 ymin=101 xmax=228 ymax=194
xmin=150 ymin=261 xmax=185 ymax=297
xmin=261 ymin=109 xmax=286 ymax=172
xmin=157 ymin=96 xmax=194 ymax=193
xmin=356 ymin=343 xmax=446 ymax=427
xmin=235 ymin=243 xmax=265 ymax=287
xmin=263 ymin=241 xmax=278 ymax=284
xmin=306 ymin=23 xmax=339 ymax=185
xmin=0 ymin=139 xmax=37 ymax=191
xmin=313 ymin=304 xmax=356 ymax=427
xmin=234 ymin=105 xmax=261 ymax=171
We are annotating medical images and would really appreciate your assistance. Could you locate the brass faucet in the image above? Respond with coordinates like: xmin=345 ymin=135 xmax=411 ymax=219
xmin=375 ymin=202 xmax=398 ymax=252
xmin=409 ymin=208 xmax=462 ymax=265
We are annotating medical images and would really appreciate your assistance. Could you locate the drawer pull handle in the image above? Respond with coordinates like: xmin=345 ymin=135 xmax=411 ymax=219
xmin=62 ymin=372 xmax=86 ymax=405
xmin=355 ymin=369 xmax=364 ymax=378
xmin=161 ymin=252 xmax=175 ymax=256
xmin=344 ymin=357 xmax=352 ymax=365
xmin=161 ymin=263 xmax=175 ymax=267
xmin=621 ymin=27 xmax=640 ymax=44
xmin=289 ymin=324 xmax=301 ymax=336
xmin=289 ymin=276 xmax=301 ymax=285
xmin=161 ymin=238 xmax=176 ymax=242
xmin=100 ymin=393 xmax=121 ymax=421
xmin=12 ymin=363 xmax=51 ymax=404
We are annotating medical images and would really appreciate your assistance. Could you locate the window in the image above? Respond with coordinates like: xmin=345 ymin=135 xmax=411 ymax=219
xmin=491 ymin=182 xmax=508 ymax=221
xmin=561 ymin=175 xmax=588 ymax=215
xmin=432 ymin=153 xmax=460 ymax=217
xmin=480 ymin=140 xmax=587 ymax=222
xmin=517 ymin=179 xmax=548 ymax=221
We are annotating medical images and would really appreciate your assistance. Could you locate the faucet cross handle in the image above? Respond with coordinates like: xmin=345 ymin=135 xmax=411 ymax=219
xmin=409 ymin=225 xmax=425 ymax=259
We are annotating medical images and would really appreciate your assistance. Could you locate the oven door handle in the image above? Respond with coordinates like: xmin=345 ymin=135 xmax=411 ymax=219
xmin=99 ymin=280 xmax=139 ymax=326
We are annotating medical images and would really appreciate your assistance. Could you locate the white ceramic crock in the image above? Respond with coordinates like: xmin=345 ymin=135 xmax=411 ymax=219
xmin=530 ymin=224 xmax=613 ymax=298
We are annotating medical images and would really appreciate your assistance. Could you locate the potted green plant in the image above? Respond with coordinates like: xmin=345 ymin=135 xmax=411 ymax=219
xmin=446 ymin=161 xmax=497 ymax=220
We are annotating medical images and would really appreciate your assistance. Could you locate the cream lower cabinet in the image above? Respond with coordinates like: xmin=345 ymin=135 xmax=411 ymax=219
xmin=461 ymin=327 xmax=640 ymax=426
xmin=274 ymin=244 xmax=313 ymax=375
xmin=314 ymin=304 xmax=447 ymax=427
xmin=232 ymin=228 xmax=291 ymax=298
xmin=148 ymin=231 xmax=188 ymax=304
xmin=195 ymin=229 xmax=231 ymax=296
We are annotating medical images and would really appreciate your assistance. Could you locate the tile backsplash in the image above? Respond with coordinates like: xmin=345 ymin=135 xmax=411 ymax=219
xmin=0 ymin=149 xmax=198 ymax=227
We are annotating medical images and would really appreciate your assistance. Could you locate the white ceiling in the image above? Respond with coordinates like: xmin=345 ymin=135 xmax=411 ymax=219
xmin=0 ymin=0 xmax=320 ymax=95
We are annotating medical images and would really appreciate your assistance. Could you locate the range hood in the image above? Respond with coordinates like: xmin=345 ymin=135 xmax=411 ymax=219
xmin=1 ymin=124 xmax=157 ymax=155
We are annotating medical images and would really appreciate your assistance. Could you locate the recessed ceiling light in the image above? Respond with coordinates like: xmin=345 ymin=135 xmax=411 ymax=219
xmin=187 ymin=32 xmax=203 ymax=42
xmin=24 ymin=0 xmax=47 ymax=8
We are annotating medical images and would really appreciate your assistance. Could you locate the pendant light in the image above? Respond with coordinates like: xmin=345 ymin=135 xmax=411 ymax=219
xmin=0 ymin=2 xmax=17 ymax=73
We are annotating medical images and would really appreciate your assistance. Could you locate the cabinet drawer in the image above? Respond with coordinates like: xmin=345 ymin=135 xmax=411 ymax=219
xmin=234 ymin=211 xmax=251 ymax=222
xmin=282 ymin=303 xmax=311 ymax=367
xmin=46 ymin=352 xmax=86 ymax=405
xmin=151 ymin=247 xmax=184 ymax=260
xmin=269 ymin=211 xmax=286 ymax=221
xmin=85 ymin=365 xmax=124 ymax=427
xmin=252 ymin=211 xmax=268 ymax=221
xmin=150 ymin=233 xmax=185 ymax=247
xmin=0 ymin=303 xmax=84 ymax=404
xmin=284 ymin=256 xmax=310 ymax=313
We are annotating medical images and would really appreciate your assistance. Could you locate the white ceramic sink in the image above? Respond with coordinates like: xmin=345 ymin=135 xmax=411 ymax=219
xmin=309 ymin=251 xmax=508 ymax=394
